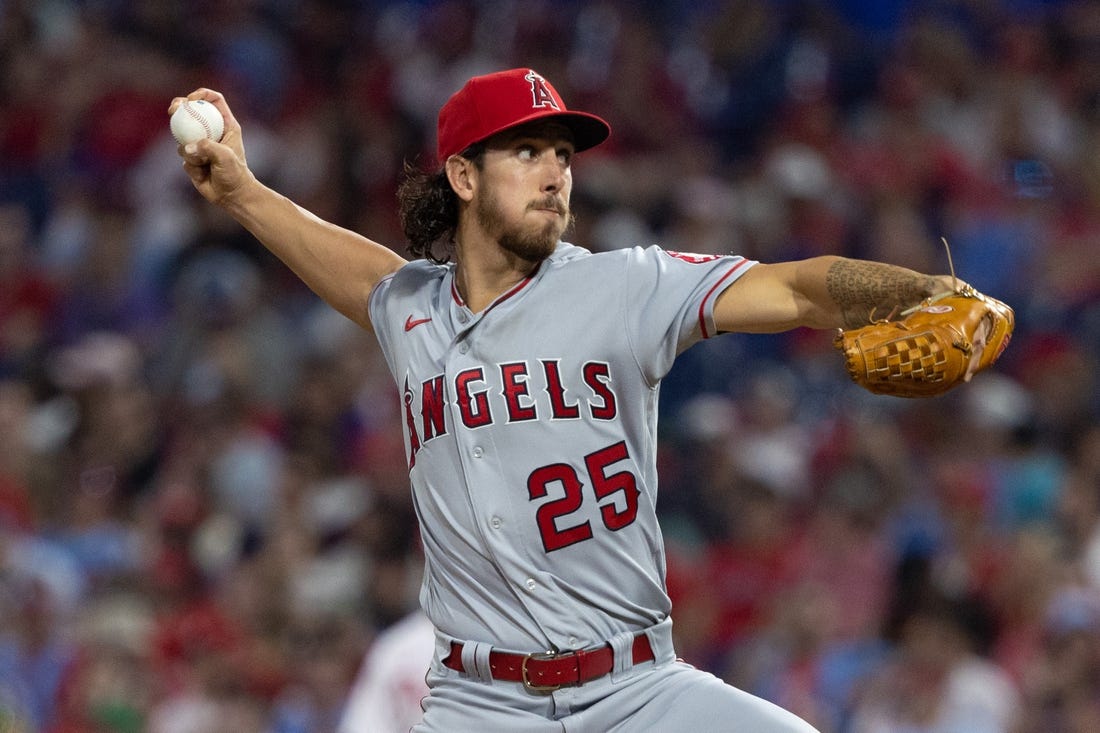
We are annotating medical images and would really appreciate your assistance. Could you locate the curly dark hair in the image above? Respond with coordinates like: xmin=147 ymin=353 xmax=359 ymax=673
xmin=397 ymin=146 xmax=484 ymax=264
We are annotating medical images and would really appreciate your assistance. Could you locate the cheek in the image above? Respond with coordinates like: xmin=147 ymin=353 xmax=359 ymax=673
xmin=483 ymin=173 xmax=522 ymax=205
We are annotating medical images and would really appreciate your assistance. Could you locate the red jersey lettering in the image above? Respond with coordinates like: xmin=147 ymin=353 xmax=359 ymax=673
xmin=456 ymin=368 xmax=492 ymax=428
xmin=403 ymin=376 xmax=422 ymax=468
xmin=421 ymin=374 xmax=447 ymax=441
xmin=500 ymin=362 xmax=537 ymax=422
xmin=542 ymin=359 xmax=581 ymax=419
xmin=584 ymin=362 xmax=617 ymax=420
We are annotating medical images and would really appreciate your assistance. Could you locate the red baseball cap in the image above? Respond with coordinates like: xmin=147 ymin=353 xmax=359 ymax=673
xmin=436 ymin=68 xmax=611 ymax=163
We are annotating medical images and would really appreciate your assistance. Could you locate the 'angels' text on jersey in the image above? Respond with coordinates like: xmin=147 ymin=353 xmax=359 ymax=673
xmin=402 ymin=358 xmax=618 ymax=468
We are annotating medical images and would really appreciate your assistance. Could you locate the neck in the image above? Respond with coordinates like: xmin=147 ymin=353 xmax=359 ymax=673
xmin=452 ymin=234 xmax=545 ymax=313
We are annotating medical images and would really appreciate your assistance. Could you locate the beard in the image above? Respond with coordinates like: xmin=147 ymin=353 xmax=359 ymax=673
xmin=475 ymin=187 xmax=572 ymax=263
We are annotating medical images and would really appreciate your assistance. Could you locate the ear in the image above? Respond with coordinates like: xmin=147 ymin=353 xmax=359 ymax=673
xmin=445 ymin=156 xmax=476 ymax=203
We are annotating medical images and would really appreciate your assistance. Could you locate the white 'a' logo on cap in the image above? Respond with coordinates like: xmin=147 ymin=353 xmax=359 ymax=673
xmin=526 ymin=70 xmax=560 ymax=110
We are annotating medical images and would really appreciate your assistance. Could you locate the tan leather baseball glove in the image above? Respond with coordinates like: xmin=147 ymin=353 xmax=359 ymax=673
xmin=833 ymin=284 xmax=1015 ymax=398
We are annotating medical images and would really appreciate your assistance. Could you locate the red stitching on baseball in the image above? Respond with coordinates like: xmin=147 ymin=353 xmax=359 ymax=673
xmin=184 ymin=101 xmax=213 ymax=139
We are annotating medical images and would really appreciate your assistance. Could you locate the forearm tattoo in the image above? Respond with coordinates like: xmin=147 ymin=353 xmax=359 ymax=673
xmin=826 ymin=259 xmax=940 ymax=328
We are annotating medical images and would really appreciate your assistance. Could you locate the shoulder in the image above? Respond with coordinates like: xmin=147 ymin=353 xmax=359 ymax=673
xmin=559 ymin=243 xmax=734 ymax=264
xmin=545 ymin=244 xmax=749 ymax=280
xmin=373 ymin=259 xmax=449 ymax=299
xmin=389 ymin=258 xmax=450 ymax=285
xmin=575 ymin=244 xmax=747 ymax=271
xmin=545 ymin=242 xmax=647 ymax=270
xmin=368 ymin=259 xmax=451 ymax=333
xmin=546 ymin=241 xmax=594 ymax=265
xmin=370 ymin=611 xmax=435 ymax=658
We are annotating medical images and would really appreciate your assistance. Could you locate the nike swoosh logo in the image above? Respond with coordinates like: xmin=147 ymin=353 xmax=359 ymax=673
xmin=404 ymin=315 xmax=432 ymax=332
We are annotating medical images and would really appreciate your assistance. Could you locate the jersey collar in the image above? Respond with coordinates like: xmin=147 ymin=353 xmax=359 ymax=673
xmin=449 ymin=260 xmax=543 ymax=315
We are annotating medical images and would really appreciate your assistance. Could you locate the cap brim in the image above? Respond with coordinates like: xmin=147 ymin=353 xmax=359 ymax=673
xmin=561 ymin=112 xmax=612 ymax=152
xmin=469 ymin=110 xmax=611 ymax=155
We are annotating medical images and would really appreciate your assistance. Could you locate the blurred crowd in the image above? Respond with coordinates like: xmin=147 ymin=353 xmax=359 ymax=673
xmin=1 ymin=0 xmax=1099 ymax=731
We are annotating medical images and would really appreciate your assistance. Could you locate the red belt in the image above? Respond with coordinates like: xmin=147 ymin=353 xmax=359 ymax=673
xmin=442 ymin=634 xmax=654 ymax=692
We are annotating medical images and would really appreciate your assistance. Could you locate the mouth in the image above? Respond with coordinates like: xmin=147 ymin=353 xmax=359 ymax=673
xmin=530 ymin=198 xmax=567 ymax=217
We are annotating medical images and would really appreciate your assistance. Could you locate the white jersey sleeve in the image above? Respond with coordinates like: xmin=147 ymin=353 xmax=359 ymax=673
xmin=620 ymin=246 xmax=755 ymax=383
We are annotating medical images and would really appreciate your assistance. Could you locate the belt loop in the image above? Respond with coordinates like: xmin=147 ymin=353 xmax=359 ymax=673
xmin=608 ymin=630 xmax=636 ymax=683
xmin=460 ymin=640 xmax=494 ymax=683
xmin=646 ymin=617 xmax=676 ymax=665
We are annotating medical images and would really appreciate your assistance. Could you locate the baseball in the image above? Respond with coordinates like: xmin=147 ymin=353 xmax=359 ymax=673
xmin=170 ymin=99 xmax=225 ymax=145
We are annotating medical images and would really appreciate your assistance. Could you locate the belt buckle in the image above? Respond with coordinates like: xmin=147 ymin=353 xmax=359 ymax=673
xmin=521 ymin=650 xmax=561 ymax=693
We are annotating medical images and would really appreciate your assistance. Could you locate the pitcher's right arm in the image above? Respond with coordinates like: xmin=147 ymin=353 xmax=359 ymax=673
xmin=170 ymin=88 xmax=407 ymax=332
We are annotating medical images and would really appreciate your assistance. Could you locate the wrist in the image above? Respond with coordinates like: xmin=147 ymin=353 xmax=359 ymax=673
xmin=219 ymin=171 xmax=263 ymax=216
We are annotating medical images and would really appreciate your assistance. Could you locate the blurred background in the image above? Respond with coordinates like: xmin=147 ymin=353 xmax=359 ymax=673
xmin=1 ymin=0 xmax=1099 ymax=731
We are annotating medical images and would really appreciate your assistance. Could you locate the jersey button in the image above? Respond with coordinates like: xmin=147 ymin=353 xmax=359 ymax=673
xmin=524 ymin=578 xmax=537 ymax=592
xmin=458 ymin=342 xmax=469 ymax=354
xmin=472 ymin=446 xmax=484 ymax=458
xmin=490 ymin=516 xmax=502 ymax=529
xmin=457 ymin=311 xmax=469 ymax=324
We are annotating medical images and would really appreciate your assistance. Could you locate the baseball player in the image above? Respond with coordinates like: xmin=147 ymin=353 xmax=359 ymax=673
xmin=338 ymin=608 xmax=435 ymax=733
xmin=171 ymin=68 xmax=967 ymax=732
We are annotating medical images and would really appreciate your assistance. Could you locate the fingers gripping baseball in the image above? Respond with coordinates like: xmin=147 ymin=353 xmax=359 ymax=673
xmin=169 ymin=89 xmax=251 ymax=204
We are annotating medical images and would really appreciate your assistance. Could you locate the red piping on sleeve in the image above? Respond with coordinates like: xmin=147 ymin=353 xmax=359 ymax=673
xmin=698 ymin=259 xmax=753 ymax=339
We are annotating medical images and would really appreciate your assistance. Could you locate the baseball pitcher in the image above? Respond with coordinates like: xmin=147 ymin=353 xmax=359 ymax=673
xmin=171 ymin=67 xmax=1011 ymax=732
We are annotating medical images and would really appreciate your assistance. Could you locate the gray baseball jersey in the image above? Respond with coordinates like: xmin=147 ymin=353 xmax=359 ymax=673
xmin=368 ymin=242 xmax=754 ymax=653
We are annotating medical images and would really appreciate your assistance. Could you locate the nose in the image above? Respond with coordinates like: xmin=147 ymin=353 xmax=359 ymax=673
xmin=541 ymin=155 xmax=568 ymax=194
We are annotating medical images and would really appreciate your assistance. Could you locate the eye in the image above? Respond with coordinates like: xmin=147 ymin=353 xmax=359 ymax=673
xmin=557 ymin=148 xmax=573 ymax=166
xmin=517 ymin=145 xmax=537 ymax=161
